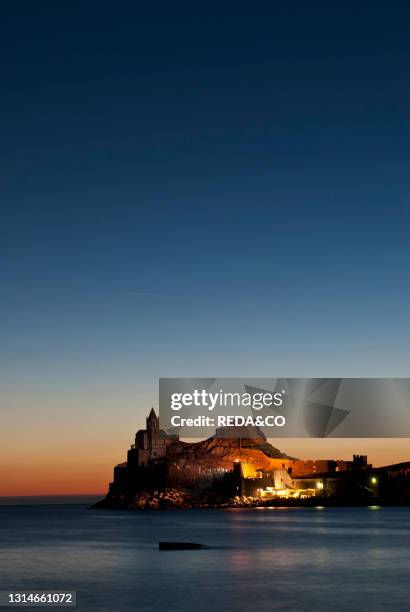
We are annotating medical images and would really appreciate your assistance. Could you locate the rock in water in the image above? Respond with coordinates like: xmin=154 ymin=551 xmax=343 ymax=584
xmin=158 ymin=542 xmax=207 ymax=550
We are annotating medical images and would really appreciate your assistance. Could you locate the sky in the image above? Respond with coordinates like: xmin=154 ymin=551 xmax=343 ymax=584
xmin=1 ymin=2 xmax=410 ymax=496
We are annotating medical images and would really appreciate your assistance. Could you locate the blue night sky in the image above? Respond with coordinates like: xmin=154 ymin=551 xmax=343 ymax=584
xmin=1 ymin=3 xmax=410 ymax=490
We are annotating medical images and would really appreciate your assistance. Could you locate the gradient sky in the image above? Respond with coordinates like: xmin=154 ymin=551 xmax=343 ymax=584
xmin=1 ymin=3 xmax=410 ymax=496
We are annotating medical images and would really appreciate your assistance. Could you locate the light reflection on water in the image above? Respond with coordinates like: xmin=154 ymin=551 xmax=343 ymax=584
xmin=1 ymin=505 xmax=410 ymax=612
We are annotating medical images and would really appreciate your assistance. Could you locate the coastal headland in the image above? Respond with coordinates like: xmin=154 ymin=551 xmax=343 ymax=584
xmin=94 ymin=409 xmax=410 ymax=510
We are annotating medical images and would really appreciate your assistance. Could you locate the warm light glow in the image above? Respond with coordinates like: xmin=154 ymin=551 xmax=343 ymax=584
xmin=316 ymin=481 xmax=324 ymax=489
xmin=371 ymin=476 xmax=377 ymax=484
xmin=259 ymin=487 xmax=318 ymax=499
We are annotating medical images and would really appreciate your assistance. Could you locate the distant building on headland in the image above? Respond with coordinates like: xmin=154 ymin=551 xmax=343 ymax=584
xmin=129 ymin=408 xmax=179 ymax=465
xmin=103 ymin=408 xmax=410 ymax=506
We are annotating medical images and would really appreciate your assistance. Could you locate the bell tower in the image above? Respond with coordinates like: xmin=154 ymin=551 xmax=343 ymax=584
xmin=146 ymin=407 xmax=159 ymax=433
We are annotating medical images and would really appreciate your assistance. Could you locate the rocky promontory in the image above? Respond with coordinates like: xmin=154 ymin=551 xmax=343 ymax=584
xmin=92 ymin=488 xmax=264 ymax=510
xmin=93 ymin=410 xmax=294 ymax=511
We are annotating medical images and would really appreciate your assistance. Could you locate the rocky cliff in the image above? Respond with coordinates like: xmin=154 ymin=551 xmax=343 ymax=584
xmin=166 ymin=432 xmax=288 ymax=471
xmin=93 ymin=427 xmax=291 ymax=510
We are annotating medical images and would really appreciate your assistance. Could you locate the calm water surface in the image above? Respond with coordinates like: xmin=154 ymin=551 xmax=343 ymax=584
xmin=0 ymin=505 xmax=409 ymax=612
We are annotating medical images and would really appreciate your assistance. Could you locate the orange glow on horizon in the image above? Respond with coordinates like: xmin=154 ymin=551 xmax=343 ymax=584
xmin=1 ymin=432 xmax=410 ymax=497
xmin=0 ymin=457 xmax=111 ymax=497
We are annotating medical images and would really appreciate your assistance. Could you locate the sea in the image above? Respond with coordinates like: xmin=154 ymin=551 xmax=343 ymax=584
xmin=0 ymin=503 xmax=409 ymax=612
